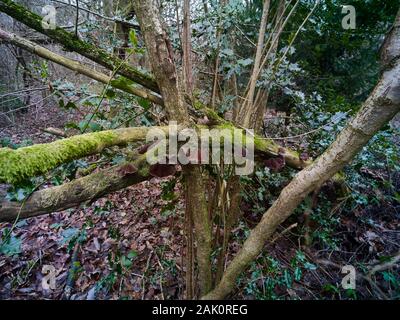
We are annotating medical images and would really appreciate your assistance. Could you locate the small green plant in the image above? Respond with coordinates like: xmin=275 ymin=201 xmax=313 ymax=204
xmin=95 ymin=248 xmax=138 ymax=296
xmin=241 ymin=251 xmax=317 ymax=300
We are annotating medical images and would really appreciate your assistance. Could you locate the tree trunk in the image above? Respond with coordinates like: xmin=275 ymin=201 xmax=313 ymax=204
xmin=182 ymin=0 xmax=194 ymax=95
xmin=133 ymin=0 xmax=212 ymax=296
xmin=240 ymin=0 xmax=271 ymax=128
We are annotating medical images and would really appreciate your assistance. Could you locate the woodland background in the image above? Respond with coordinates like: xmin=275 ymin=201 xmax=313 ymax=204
xmin=0 ymin=0 xmax=399 ymax=300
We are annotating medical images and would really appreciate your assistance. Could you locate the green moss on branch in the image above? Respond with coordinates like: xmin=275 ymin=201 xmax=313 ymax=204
xmin=0 ymin=127 xmax=163 ymax=184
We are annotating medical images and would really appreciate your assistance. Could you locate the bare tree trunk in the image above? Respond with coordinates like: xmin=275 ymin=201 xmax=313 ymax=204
xmin=14 ymin=46 xmax=31 ymax=111
xmin=236 ymin=0 xmax=270 ymax=127
xmin=184 ymin=177 xmax=194 ymax=299
xmin=182 ymin=0 xmax=194 ymax=95
xmin=182 ymin=0 xmax=195 ymax=298
xmin=215 ymin=1 xmax=272 ymax=286
xmin=210 ymin=0 xmax=227 ymax=109
xmin=252 ymin=0 xmax=285 ymax=132
xmin=132 ymin=0 xmax=188 ymax=123
xmin=133 ymin=0 xmax=212 ymax=296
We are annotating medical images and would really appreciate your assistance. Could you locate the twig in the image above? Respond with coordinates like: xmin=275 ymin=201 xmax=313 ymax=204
xmin=264 ymin=111 xmax=350 ymax=140
xmin=0 ymin=93 xmax=55 ymax=116
xmin=271 ymin=223 xmax=298 ymax=244
xmin=41 ymin=127 xmax=69 ymax=138
xmin=75 ymin=0 xmax=80 ymax=39
xmin=363 ymin=252 xmax=400 ymax=299
xmin=154 ymin=251 xmax=165 ymax=300
xmin=0 ymin=86 xmax=47 ymax=99
xmin=368 ymin=252 xmax=400 ymax=276
xmin=81 ymin=50 xmax=134 ymax=133
xmin=233 ymin=24 xmax=256 ymax=47
xmin=61 ymin=242 xmax=80 ymax=300
xmin=50 ymin=0 xmax=140 ymax=29
xmin=142 ymin=250 xmax=153 ymax=300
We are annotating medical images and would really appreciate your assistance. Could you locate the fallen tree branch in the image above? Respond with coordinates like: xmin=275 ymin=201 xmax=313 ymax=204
xmin=0 ymin=154 xmax=153 ymax=222
xmin=1 ymin=117 xmax=345 ymax=191
xmin=0 ymin=126 xmax=171 ymax=184
xmin=368 ymin=252 xmax=400 ymax=276
xmin=197 ymin=105 xmax=312 ymax=169
xmin=40 ymin=127 xmax=69 ymax=138
xmin=0 ymin=28 xmax=164 ymax=106
xmin=0 ymin=119 xmax=309 ymax=185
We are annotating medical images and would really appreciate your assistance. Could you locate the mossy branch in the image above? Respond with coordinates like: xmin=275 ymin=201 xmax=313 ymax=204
xmin=0 ymin=155 xmax=154 ymax=222
xmin=0 ymin=121 xmax=347 ymax=186
xmin=0 ymin=126 xmax=170 ymax=184
xmin=194 ymin=101 xmax=312 ymax=169
xmin=0 ymin=28 xmax=164 ymax=106
xmin=0 ymin=0 xmax=160 ymax=93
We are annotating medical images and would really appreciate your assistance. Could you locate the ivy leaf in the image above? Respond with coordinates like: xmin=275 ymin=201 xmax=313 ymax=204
xmin=60 ymin=228 xmax=79 ymax=245
xmin=105 ymin=89 xmax=116 ymax=99
xmin=221 ymin=48 xmax=234 ymax=56
xmin=16 ymin=188 xmax=27 ymax=201
xmin=121 ymin=256 xmax=133 ymax=268
xmin=304 ymin=262 xmax=317 ymax=271
xmin=238 ymin=58 xmax=253 ymax=67
xmin=112 ymin=155 xmax=125 ymax=165
xmin=65 ymin=122 xmax=80 ymax=130
xmin=127 ymin=250 xmax=138 ymax=260
xmin=64 ymin=101 xmax=77 ymax=110
xmin=78 ymin=121 xmax=102 ymax=133
xmin=129 ymin=29 xmax=138 ymax=48
xmin=0 ymin=235 xmax=22 ymax=256
xmin=137 ymin=97 xmax=151 ymax=110
xmin=294 ymin=267 xmax=302 ymax=281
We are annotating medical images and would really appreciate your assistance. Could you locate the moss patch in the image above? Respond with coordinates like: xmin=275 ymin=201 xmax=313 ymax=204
xmin=0 ymin=131 xmax=117 ymax=184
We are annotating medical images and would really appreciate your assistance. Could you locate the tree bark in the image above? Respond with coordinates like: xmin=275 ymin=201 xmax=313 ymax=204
xmin=132 ymin=0 xmax=189 ymax=124
xmin=202 ymin=10 xmax=400 ymax=299
xmin=252 ymin=0 xmax=285 ymax=132
xmin=133 ymin=0 xmax=212 ymax=296
xmin=182 ymin=0 xmax=194 ymax=94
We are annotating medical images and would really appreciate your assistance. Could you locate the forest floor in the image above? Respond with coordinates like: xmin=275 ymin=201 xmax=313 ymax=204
xmin=0 ymin=105 xmax=399 ymax=300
